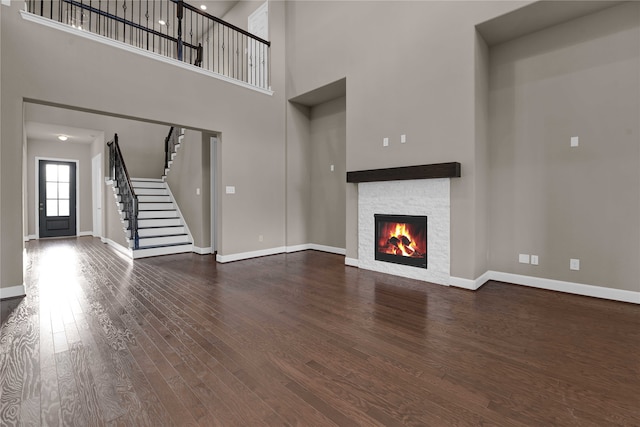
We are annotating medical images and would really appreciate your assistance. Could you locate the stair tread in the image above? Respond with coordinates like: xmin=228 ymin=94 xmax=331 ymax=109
xmin=135 ymin=242 xmax=192 ymax=250
xmin=138 ymin=225 xmax=184 ymax=230
xmin=140 ymin=233 xmax=189 ymax=239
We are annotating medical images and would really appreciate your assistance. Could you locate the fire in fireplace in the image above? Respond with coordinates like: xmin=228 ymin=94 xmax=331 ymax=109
xmin=375 ymin=214 xmax=427 ymax=268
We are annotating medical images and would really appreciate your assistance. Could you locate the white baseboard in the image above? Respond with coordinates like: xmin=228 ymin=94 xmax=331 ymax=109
xmin=193 ymin=246 xmax=212 ymax=255
xmin=450 ymin=270 xmax=492 ymax=290
xmin=24 ymin=235 xmax=37 ymax=242
xmin=101 ymin=237 xmax=133 ymax=259
xmin=308 ymin=244 xmax=346 ymax=255
xmin=217 ymin=246 xmax=286 ymax=263
xmin=489 ymin=271 xmax=640 ymax=305
xmin=286 ymin=244 xmax=346 ymax=255
xmin=285 ymin=244 xmax=311 ymax=253
xmin=78 ymin=231 xmax=93 ymax=237
xmin=345 ymin=257 xmax=359 ymax=267
xmin=0 ymin=283 xmax=26 ymax=300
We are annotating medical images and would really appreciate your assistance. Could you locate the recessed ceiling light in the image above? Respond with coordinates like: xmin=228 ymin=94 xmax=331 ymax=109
xmin=57 ymin=135 xmax=68 ymax=142
xmin=158 ymin=19 xmax=166 ymax=26
xmin=200 ymin=5 xmax=207 ymax=10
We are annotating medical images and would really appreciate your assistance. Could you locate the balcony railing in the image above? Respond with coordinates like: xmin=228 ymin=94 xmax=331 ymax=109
xmin=26 ymin=0 xmax=271 ymax=90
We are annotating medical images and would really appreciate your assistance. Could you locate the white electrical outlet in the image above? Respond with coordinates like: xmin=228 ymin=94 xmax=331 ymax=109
xmin=196 ymin=188 xmax=200 ymax=195
xmin=518 ymin=254 xmax=530 ymax=264
xmin=401 ymin=134 xmax=407 ymax=143
xmin=225 ymin=186 xmax=235 ymax=194
xmin=571 ymin=136 xmax=579 ymax=147
xmin=570 ymin=258 xmax=580 ymax=270
xmin=383 ymin=137 xmax=389 ymax=147
xmin=531 ymin=255 xmax=539 ymax=265
xmin=259 ymin=235 xmax=263 ymax=242
xmin=330 ymin=164 xmax=335 ymax=172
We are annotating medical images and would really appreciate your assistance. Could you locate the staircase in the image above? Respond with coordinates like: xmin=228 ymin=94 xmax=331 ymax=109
xmin=107 ymin=132 xmax=193 ymax=260
xmin=124 ymin=179 xmax=193 ymax=258
xmin=162 ymin=127 xmax=184 ymax=181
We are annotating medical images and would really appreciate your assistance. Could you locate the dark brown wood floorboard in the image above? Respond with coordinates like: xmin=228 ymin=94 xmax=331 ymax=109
xmin=1 ymin=237 xmax=639 ymax=426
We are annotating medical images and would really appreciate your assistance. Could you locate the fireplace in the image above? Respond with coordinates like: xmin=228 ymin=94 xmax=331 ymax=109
xmin=375 ymin=214 xmax=427 ymax=269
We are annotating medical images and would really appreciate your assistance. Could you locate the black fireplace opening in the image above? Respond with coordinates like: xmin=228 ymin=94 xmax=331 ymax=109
xmin=375 ymin=214 xmax=427 ymax=269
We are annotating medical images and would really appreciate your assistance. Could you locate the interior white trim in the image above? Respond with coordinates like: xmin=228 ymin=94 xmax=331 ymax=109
xmin=78 ymin=231 xmax=93 ymax=237
xmin=24 ymin=234 xmax=37 ymax=242
xmin=101 ymin=237 xmax=133 ymax=259
xmin=0 ymin=284 xmax=26 ymax=300
xmin=217 ymin=246 xmax=287 ymax=263
xmin=450 ymin=270 xmax=491 ymax=290
xmin=488 ymin=271 xmax=640 ymax=305
xmin=308 ymin=244 xmax=346 ymax=255
xmin=20 ymin=11 xmax=274 ymax=96
xmin=345 ymin=257 xmax=359 ymax=267
xmin=193 ymin=246 xmax=212 ymax=255
xmin=286 ymin=244 xmax=312 ymax=253
xmin=286 ymin=244 xmax=346 ymax=255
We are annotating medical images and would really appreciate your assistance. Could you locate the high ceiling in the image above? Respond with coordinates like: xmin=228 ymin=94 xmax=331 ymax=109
xmin=190 ymin=0 xmax=239 ymax=19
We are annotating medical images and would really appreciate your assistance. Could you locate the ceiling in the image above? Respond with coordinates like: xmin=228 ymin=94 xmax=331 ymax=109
xmin=193 ymin=0 xmax=240 ymax=20
xmin=476 ymin=0 xmax=625 ymax=46
xmin=25 ymin=121 xmax=103 ymax=144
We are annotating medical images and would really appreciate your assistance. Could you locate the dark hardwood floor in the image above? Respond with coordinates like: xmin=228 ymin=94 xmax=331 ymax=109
xmin=1 ymin=237 xmax=639 ymax=426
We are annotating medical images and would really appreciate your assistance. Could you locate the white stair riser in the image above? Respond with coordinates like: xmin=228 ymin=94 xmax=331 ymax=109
xmin=130 ymin=235 xmax=190 ymax=247
xmin=131 ymin=179 xmax=165 ymax=188
xmin=134 ymin=187 xmax=168 ymax=196
xmin=138 ymin=202 xmax=174 ymax=210
xmin=132 ymin=244 xmax=193 ymax=259
xmin=138 ymin=194 xmax=171 ymax=203
xmin=138 ymin=226 xmax=186 ymax=237
xmin=122 ymin=203 xmax=174 ymax=212
xmin=134 ymin=218 xmax=183 ymax=227
xmin=138 ymin=210 xmax=178 ymax=219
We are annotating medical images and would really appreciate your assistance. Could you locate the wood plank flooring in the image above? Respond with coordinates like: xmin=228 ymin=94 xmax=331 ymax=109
xmin=1 ymin=236 xmax=639 ymax=426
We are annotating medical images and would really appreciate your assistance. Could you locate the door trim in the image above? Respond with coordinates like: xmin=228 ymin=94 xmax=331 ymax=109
xmin=35 ymin=156 xmax=80 ymax=239
xmin=210 ymin=136 xmax=218 ymax=254
xmin=92 ymin=153 xmax=103 ymax=238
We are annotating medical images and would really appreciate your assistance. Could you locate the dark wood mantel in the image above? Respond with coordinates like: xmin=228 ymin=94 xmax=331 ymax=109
xmin=346 ymin=162 xmax=461 ymax=183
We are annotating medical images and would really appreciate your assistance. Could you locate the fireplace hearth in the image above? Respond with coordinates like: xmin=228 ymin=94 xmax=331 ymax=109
xmin=375 ymin=214 xmax=427 ymax=269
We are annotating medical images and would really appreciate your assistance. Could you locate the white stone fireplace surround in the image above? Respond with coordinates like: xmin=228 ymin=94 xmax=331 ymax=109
xmin=357 ymin=178 xmax=450 ymax=286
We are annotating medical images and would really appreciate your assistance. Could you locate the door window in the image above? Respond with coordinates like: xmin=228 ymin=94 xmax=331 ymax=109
xmin=45 ymin=163 xmax=71 ymax=217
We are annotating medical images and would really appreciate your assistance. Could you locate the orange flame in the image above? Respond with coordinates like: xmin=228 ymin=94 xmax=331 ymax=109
xmin=378 ymin=221 xmax=426 ymax=258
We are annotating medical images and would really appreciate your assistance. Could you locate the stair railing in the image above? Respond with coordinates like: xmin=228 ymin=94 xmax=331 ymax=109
xmin=107 ymin=134 xmax=140 ymax=249
xmin=26 ymin=0 xmax=271 ymax=90
xmin=164 ymin=126 xmax=180 ymax=171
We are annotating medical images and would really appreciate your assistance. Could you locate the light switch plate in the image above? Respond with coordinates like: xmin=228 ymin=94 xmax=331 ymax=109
xmin=225 ymin=186 xmax=235 ymax=194
xmin=571 ymin=136 xmax=579 ymax=147
xmin=531 ymin=255 xmax=539 ymax=265
xmin=570 ymin=258 xmax=580 ymax=270
xmin=383 ymin=137 xmax=389 ymax=147
xmin=401 ymin=134 xmax=406 ymax=143
xmin=519 ymin=254 xmax=530 ymax=264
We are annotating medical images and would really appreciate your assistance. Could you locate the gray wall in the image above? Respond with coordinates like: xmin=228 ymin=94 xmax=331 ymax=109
xmin=25 ymin=103 xmax=170 ymax=179
xmin=284 ymin=1 xmax=527 ymax=279
xmin=309 ymin=96 xmax=346 ymax=249
xmin=285 ymin=95 xmax=346 ymax=250
xmin=26 ymin=139 xmax=93 ymax=237
xmin=1 ymin=0 xmax=286 ymax=290
xmin=488 ymin=2 xmax=640 ymax=292
xmin=166 ymin=129 xmax=211 ymax=250
xmin=285 ymin=101 xmax=311 ymax=246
